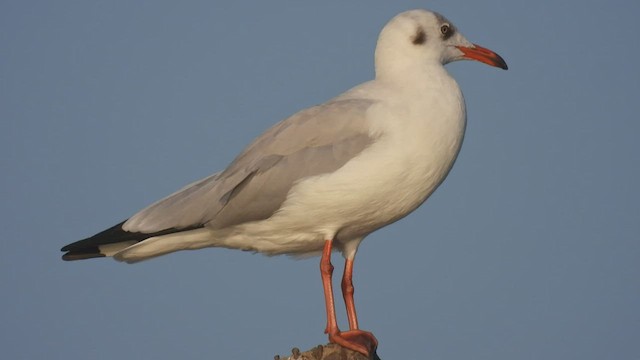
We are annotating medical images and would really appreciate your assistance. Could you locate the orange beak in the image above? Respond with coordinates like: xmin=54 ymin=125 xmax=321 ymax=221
xmin=457 ymin=43 xmax=508 ymax=70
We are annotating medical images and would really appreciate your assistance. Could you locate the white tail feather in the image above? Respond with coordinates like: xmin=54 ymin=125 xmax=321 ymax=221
xmin=113 ymin=228 xmax=213 ymax=263
xmin=98 ymin=241 xmax=138 ymax=256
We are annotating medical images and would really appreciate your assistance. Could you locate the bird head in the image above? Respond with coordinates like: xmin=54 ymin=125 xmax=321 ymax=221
xmin=375 ymin=9 xmax=507 ymax=80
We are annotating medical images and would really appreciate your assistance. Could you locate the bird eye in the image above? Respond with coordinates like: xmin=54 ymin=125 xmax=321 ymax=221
xmin=440 ymin=24 xmax=450 ymax=35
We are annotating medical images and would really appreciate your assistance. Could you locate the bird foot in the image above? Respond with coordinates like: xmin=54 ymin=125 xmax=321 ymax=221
xmin=328 ymin=329 xmax=378 ymax=357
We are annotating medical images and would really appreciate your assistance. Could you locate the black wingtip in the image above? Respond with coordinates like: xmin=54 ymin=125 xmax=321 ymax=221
xmin=62 ymin=249 xmax=106 ymax=261
xmin=61 ymin=220 xmax=205 ymax=261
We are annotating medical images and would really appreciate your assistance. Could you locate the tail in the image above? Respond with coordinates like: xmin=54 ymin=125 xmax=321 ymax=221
xmin=61 ymin=221 xmax=209 ymax=263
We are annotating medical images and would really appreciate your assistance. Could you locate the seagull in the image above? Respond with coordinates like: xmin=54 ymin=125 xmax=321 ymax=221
xmin=62 ymin=9 xmax=507 ymax=357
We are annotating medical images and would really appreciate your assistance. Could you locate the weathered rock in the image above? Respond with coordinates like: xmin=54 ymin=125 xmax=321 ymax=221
xmin=275 ymin=343 xmax=381 ymax=360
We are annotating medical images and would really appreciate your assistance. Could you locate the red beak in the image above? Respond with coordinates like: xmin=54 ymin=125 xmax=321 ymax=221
xmin=456 ymin=43 xmax=508 ymax=70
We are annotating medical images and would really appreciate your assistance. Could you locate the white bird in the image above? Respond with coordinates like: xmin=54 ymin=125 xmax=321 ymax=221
xmin=62 ymin=9 xmax=507 ymax=357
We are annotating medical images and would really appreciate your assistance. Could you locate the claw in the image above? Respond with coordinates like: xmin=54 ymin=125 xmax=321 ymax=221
xmin=328 ymin=329 xmax=378 ymax=357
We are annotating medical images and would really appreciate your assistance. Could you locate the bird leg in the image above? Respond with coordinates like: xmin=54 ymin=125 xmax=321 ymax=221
xmin=320 ymin=240 xmax=378 ymax=357
xmin=321 ymin=240 xmax=338 ymax=335
xmin=341 ymin=258 xmax=359 ymax=330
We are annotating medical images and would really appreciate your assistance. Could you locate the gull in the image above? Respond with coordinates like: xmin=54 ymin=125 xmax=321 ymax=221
xmin=61 ymin=9 xmax=507 ymax=357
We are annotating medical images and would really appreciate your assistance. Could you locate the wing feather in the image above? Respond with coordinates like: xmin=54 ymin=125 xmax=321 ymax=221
xmin=123 ymin=99 xmax=376 ymax=233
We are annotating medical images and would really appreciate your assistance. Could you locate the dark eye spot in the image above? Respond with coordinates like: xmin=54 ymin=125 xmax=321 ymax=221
xmin=412 ymin=27 xmax=426 ymax=45
xmin=440 ymin=24 xmax=454 ymax=39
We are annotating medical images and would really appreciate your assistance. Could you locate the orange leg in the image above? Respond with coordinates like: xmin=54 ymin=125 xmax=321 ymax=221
xmin=321 ymin=240 xmax=339 ymax=335
xmin=341 ymin=258 xmax=359 ymax=330
xmin=320 ymin=240 xmax=378 ymax=356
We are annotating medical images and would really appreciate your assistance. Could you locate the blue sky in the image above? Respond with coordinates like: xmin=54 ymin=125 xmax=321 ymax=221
xmin=2 ymin=1 xmax=639 ymax=359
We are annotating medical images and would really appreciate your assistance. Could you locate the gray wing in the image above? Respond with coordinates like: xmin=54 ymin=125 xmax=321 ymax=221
xmin=123 ymin=99 xmax=376 ymax=233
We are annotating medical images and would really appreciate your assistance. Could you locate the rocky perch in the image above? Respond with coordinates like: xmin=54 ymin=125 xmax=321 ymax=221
xmin=274 ymin=344 xmax=381 ymax=360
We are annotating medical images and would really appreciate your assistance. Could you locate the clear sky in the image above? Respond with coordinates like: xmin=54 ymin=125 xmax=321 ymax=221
xmin=2 ymin=1 xmax=639 ymax=359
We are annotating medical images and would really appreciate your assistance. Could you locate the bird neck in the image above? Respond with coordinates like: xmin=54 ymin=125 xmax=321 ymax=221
xmin=375 ymin=60 xmax=455 ymax=93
